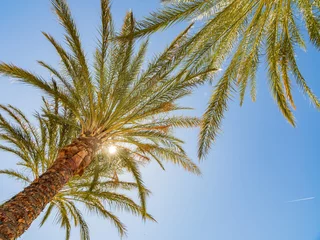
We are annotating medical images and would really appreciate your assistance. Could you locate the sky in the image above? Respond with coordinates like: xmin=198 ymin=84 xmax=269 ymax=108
xmin=0 ymin=1 xmax=320 ymax=240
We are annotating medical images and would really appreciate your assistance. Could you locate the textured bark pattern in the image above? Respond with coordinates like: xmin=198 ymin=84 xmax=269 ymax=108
xmin=0 ymin=137 xmax=97 ymax=240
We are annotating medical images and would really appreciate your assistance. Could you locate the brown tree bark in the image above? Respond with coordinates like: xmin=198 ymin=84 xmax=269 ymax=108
xmin=0 ymin=137 xmax=98 ymax=240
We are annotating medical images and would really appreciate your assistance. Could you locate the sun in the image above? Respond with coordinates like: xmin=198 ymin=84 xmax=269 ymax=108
xmin=108 ymin=145 xmax=117 ymax=154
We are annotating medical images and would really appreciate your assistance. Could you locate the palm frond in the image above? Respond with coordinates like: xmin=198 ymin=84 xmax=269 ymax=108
xmin=0 ymin=169 xmax=31 ymax=183
xmin=136 ymin=0 xmax=320 ymax=158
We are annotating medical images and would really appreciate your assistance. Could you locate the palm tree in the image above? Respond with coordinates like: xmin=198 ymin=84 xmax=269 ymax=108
xmin=0 ymin=101 xmax=154 ymax=239
xmin=134 ymin=0 xmax=320 ymax=158
xmin=0 ymin=0 xmax=211 ymax=238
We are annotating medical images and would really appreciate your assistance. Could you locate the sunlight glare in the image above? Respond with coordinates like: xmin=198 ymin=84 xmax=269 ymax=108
xmin=108 ymin=145 xmax=117 ymax=154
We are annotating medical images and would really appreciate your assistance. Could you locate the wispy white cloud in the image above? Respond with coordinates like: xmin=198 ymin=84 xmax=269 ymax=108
xmin=286 ymin=197 xmax=315 ymax=203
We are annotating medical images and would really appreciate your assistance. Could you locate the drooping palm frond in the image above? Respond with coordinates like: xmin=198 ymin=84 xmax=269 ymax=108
xmin=135 ymin=0 xmax=320 ymax=159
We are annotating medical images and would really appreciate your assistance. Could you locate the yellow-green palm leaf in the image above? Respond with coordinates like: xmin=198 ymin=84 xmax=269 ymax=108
xmin=136 ymin=0 xmax=320 ymax=158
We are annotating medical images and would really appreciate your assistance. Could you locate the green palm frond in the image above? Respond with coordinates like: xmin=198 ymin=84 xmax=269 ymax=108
xmin=0 ymin=169 xmax=31 ymax=184
xmin=136 ymin=0 xmax=320 ymax=158
xmin=135 ymin=1 xmax=208 ymax=37
xmin=117 ymin=149 xmax=148 ymax=217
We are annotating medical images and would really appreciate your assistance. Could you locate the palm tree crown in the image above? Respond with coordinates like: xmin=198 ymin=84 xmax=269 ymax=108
xmin=0 ymin=0 xmax=209 ymax=174
xmin=0 ymin=0 xmax=215 ymax=238
xmin=135 ymin=0 xmax=320 ymax=158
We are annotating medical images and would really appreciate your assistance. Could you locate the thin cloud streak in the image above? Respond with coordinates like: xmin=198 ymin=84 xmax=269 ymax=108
xmin=286 ymin=197 xmax=315 ymax=203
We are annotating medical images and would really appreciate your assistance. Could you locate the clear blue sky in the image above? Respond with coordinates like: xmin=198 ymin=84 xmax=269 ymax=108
xmin=0 ymin=1 xmax=320 ymax=240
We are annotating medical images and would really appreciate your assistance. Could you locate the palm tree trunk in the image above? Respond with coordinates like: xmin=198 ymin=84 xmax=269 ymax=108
xmin=0 ymin=137 xmax=97 ymax=240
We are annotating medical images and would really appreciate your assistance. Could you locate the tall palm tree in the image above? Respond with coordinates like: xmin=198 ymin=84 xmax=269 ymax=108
xmin=0 ymin=0 xmax=212 ymax=238
xmin=135 ymin=0 xmax=320 ymax=158
xmin=0 ymin=101 xmax=154 ymax=239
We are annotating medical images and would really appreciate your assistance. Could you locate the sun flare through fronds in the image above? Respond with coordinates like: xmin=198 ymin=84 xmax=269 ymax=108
xmin=107 ymin=145 xmax=117 ymax=155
